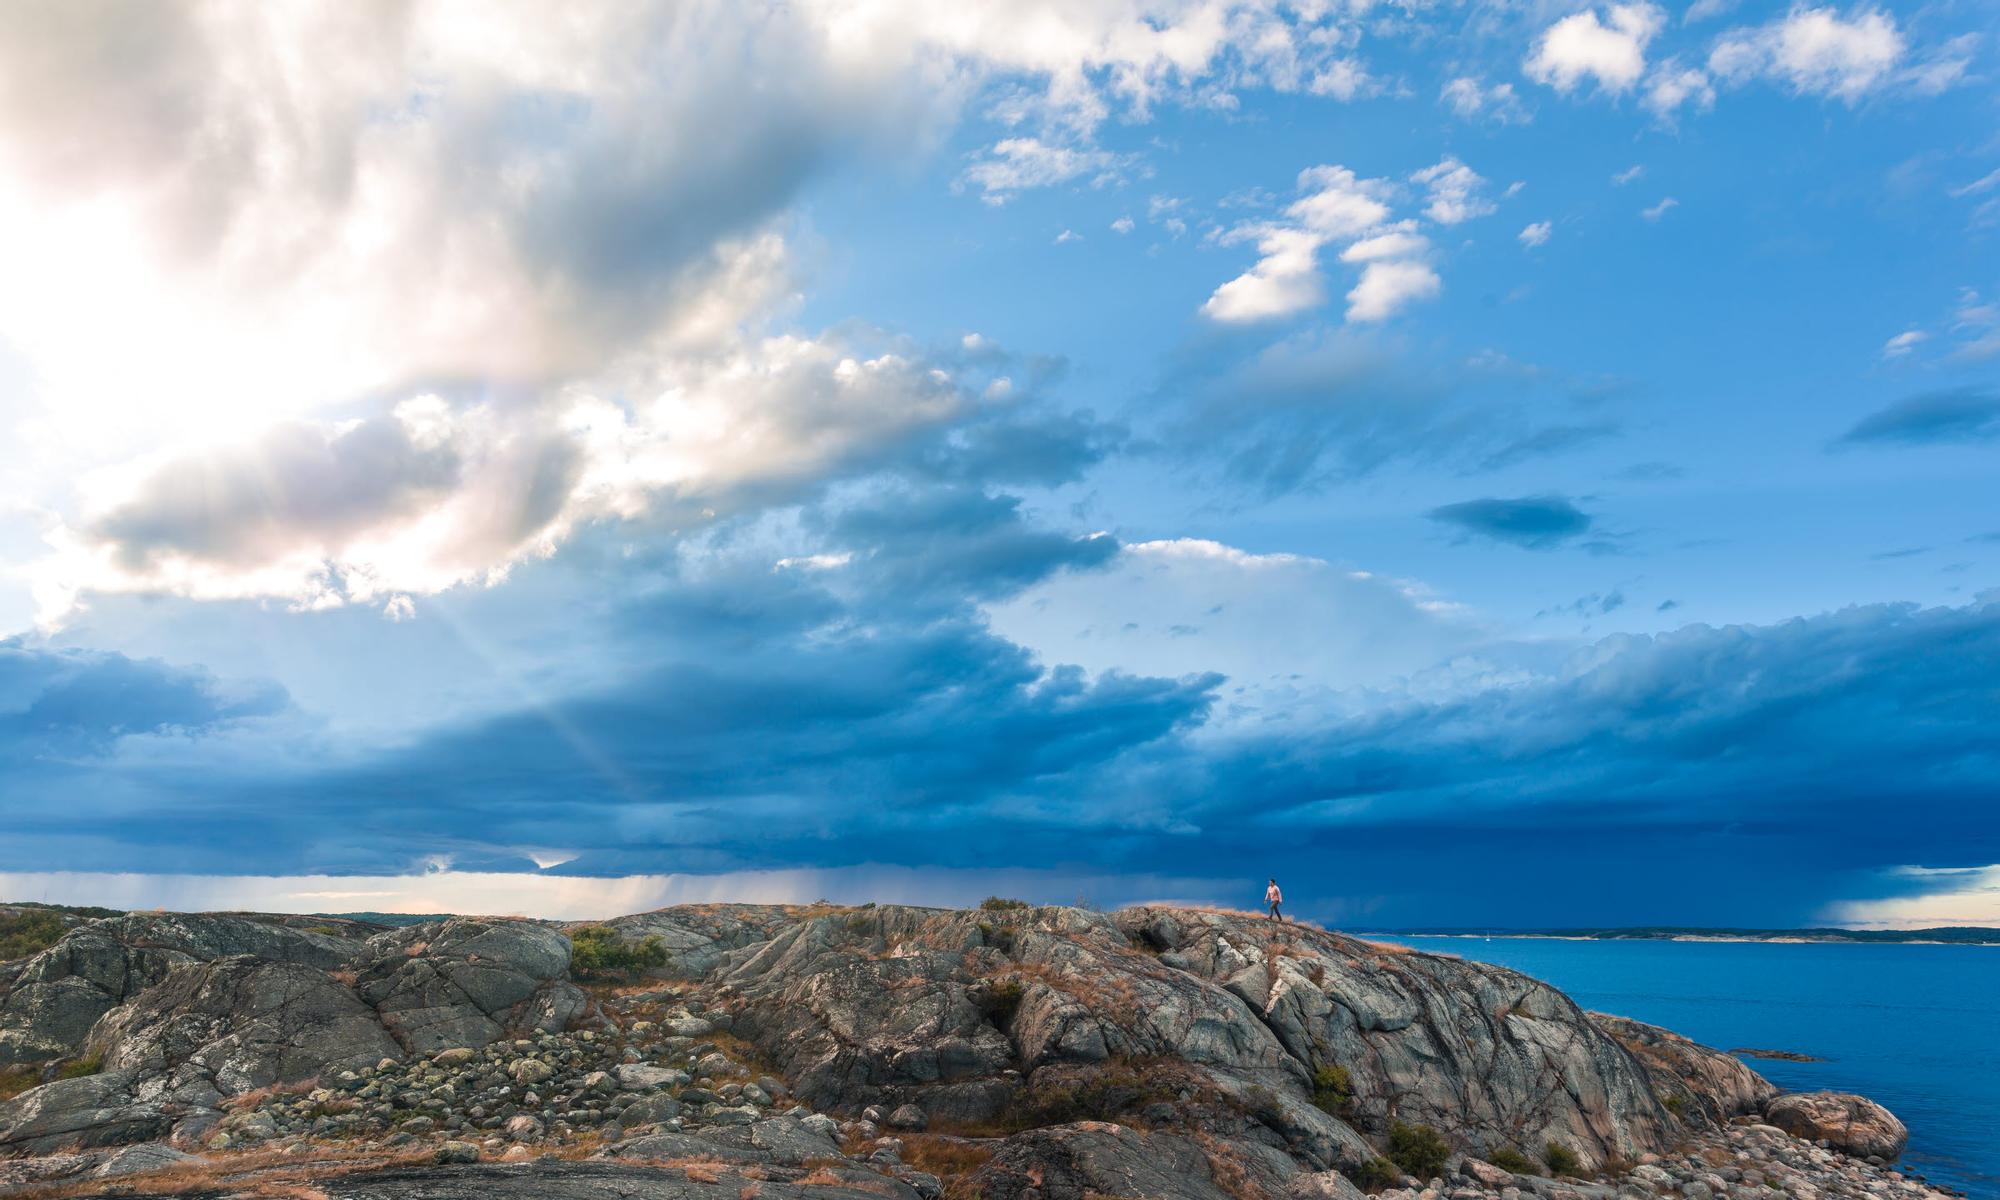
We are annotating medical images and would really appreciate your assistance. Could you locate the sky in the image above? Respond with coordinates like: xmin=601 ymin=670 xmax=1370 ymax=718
xmin=0 ymin=0 xmax=1996 ymax=928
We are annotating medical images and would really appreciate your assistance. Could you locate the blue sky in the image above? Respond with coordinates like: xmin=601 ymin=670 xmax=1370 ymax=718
xmin=0 ymin=1 xmax=1996 ymax=926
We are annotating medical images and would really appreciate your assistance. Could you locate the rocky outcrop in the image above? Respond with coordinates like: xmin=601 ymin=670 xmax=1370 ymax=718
xmin=352 ymin=919 xmax=585 ymax=1053
xmin=702 ymin=904 xmax=1668 ymax=1170
xmin=1590 ymin=1013 xmax=1779 ymax=1127
xmin=0 ymin=902 xmax=1940 ymax=1200
xmin=0 ymin=913 xmax=369 ymax=1066
xmin=1765 ymin=1092 xmax=1908 ymax=1160
xmin=88 ymin=956 xmax=402 ymax=1091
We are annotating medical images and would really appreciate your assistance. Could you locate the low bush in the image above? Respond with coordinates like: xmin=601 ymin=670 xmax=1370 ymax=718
xmin=568 ymin=926 xmax=669 ymax=981
xmin=1485 ymin=1147 xmax=1536 ymax=1175
xmin=995 ymin=1060 xmax=1172 ymax=1131
xmin=1347 ymin=1157 xmax=1401 ymax=1192
xmin=980 ymin=897 xmax=1031 ymax=912
xmin=1386 ymin=1121 xmax=1450 ymax=1180
xmin=0 ymin=909 xmax=70 ymax=961
xmin=1311 ymin=1064 xmax=1355 ymax=1117
xmin=1543 ymin=1141 xmax=1581 ymax=1177
xmin=55 ymin=1055 xmax=100 ymax=1081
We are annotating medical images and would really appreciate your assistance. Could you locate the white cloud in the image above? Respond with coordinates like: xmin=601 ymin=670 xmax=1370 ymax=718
xmin=1346 ymin=260 xmax=1443 ymax=322
xmin=1111 ymin=215 xmax=1136 ymax=234
xmin=1519 ymin=221 xmax=1553 ymax=247
xmin=1 ymin=2 xmax=1443 ymax=619
xmin=1054 ymin=228 xmax=1083 ymax=243
xmin=1612 ymin=164 xmax=1646 ymax=185
xmin=1641 ymin=196 xmax=1680 ymax=220
xmin=959 ymin=137 xmax=1126 ymax=203
xmin=1204 ymin=161 xmax=1459 ymax=325
xmin=1441 ymin=76 xmax=1529 ymax=123
xmin=1709 ymin=6 xmax=1904 ymax=101
xmin=1644 ymin=60 xmax=1716 ymax=116
xmin=1341 ymin=227 xmax=1430 ymax=262
xmin=1201 ymin=165 xmax=1394 ymax=323
xmin=1881 ymin=330 xmax=1927 ymax=358
xmin=1307 ymin=59 xmax=1377 ymax=101
xmin=1411 ymin=156 xmax=1498 ymax=225
xmin=1525 ymin=4 xmax=1666 ymax=94
xmin=986 ymin=538 xmax=1478 ymax=724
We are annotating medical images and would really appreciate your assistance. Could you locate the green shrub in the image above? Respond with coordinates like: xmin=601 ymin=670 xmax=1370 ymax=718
xmin=1386 ymin=1121 xmax=1450 ymax=1180
xmin=1312 ymin=1064 xmax=1355 ymax=1116
xmin=1662 ymin=1092 xmax=1686 ymax=1116
xmin=55 ymin=1055 xmax=100 ymax=1081
xmin=980 ymin=897 xmax=1031 ymax=912
xmin=1543 ymin=1142 xmax=1581 ymax=1177
xmin=1347 ymin=1157 xmax=1400 ymax=1192
xmin=568 ymin=926 xmax=669 ymax=980
xmin=1485 ymin=1147 xmax=1536 ymax=1175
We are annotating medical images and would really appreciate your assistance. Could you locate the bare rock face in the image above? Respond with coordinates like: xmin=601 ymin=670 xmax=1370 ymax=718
xmin=0 ymin=1070 xmax=171 ymax=1154
xmin=1590 ymin=1012 xmax=1779 ymax=1128
xmin=966 ymin=1120 xmax=1287 ymax=1200
xmin=0 ymin=914 xmax=367 ymax=1066
xmin=702 ymin=904 xmax=1669 ymax=1171
xmin=87 ymin=955 xmax=402 ymax=1092
xmin=351 ymin=918 xmax=584 ymax=1053
xmin=1764 ymin=1091 xmax=1909 ymax=1160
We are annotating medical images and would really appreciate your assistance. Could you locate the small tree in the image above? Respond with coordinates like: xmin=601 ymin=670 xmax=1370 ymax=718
xmin=1312 ymin=1064 xmax=1355 ymax=1116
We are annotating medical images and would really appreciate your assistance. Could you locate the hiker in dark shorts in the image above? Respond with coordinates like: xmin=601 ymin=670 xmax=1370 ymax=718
xmin=1265 ymin=878 xmax=1285 ymax=921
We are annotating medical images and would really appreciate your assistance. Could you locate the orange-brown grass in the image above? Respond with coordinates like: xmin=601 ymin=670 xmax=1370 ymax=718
xmin=1192 ymin=1129 xmax=1266 ymax=1200
xmin=2 ymin=1146 xmax=435 ymax=1200
xmin=798 ymin=1167 xmax=846 ymax=1186
xmin=223 ymin=1077 xmax=319 ymax=1110
xmin=326 ymin=968 xmax=360 ymax=988
xmin=664 ymin=1155 xmax=730 ymax=1183
xmin=899 ymin=1133 xmax=997 ymax=1177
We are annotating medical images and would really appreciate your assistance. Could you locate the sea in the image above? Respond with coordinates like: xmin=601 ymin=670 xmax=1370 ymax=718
xmin=1377 ymin=937 xmax=2000 ymax=1200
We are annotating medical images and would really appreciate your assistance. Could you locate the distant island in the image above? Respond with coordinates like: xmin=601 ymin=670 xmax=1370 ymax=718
xmin=1364 ymin=925 xmax=2000 ymax=945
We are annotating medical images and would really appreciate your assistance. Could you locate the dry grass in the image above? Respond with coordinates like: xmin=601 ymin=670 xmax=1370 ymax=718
xmin=664 ymin=1155 xmax=730 ymax=1183
xmin=798 ymin=1167 xmax=846 ymax=1186
xmin=1 ymin=1063 xmax=42 ymax=1102
xmin=1192 ymin=1129 xmax=1266 ymax=1200
xmin=326 ymin=968 xmax=359 ymax=987
xmin=222 ymin=1077 xmax=319 ymax=1110
xmin=899 ymin=1134 xmax=999 ymax=1200
xmin=2 ymin=1146 xmax=435 ymax=1200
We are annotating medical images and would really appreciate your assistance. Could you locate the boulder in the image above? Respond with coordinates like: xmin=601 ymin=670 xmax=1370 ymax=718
xmin=86 ymin=956 xmax=402 ymax=1095
xmin=0 ymin=1071 xmax=172 ymax=1154
xmin=1289 ymin=1170 xmax=1368 ymax=1200
xmin=91 ymin=1141 xmax=198 ymax=1178
xmin=352 ymin=919 xmax=578 ymax=1053
xmin=967 ymin=1121 xmax=1285 ymax=1200
xmin=1764 ymin=1092 xmax=1907 ymax=1160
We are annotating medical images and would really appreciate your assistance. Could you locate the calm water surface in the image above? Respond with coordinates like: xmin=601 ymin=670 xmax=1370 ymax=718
xmin=1376 ymin=937 xmax=2000 ymax=1200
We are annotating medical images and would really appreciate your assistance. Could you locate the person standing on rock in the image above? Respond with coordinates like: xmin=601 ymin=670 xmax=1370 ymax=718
xmin=1265 ymin=878 xmax=1285 ymax=922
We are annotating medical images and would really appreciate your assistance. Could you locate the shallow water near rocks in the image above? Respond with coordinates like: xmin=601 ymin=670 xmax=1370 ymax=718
xmin=1381 ymin=937 xmax=2000 ymax=1200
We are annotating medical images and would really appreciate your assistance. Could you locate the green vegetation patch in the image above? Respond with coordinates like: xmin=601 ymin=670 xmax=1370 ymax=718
xmin=1386 ymin=1121 xmax=1451 ymax=1180
xmin=980 ymin=896 xmax=1031 ymax=912
xmin=1543 ymin=1141 xmax=1581 ymax=1177
xmin=568 ymin=925 xmax=670 ymax=981
xmin=1485 ymin=1147 xmax=1537 ymax=1175
xmin=1311 ymin=1064 xmax=1355 ymax=1117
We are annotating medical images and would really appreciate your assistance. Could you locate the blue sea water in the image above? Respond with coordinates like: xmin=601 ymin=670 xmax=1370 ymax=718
xmin=1380 ymin=937 xmax=2000 ymax=1200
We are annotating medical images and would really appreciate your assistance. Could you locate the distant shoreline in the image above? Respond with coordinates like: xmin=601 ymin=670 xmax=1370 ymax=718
xmin=1361 ymin=927 xmax=2000 ymax=947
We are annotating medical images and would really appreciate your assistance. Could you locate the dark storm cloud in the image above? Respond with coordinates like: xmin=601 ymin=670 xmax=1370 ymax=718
xmin=0 ymin=640 xmax=287 ymax=757
xmin=1832 ymin=386 xmax=2000 ymax=448
xmin=1426 ymin=494 xmax=1595 ymax=548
